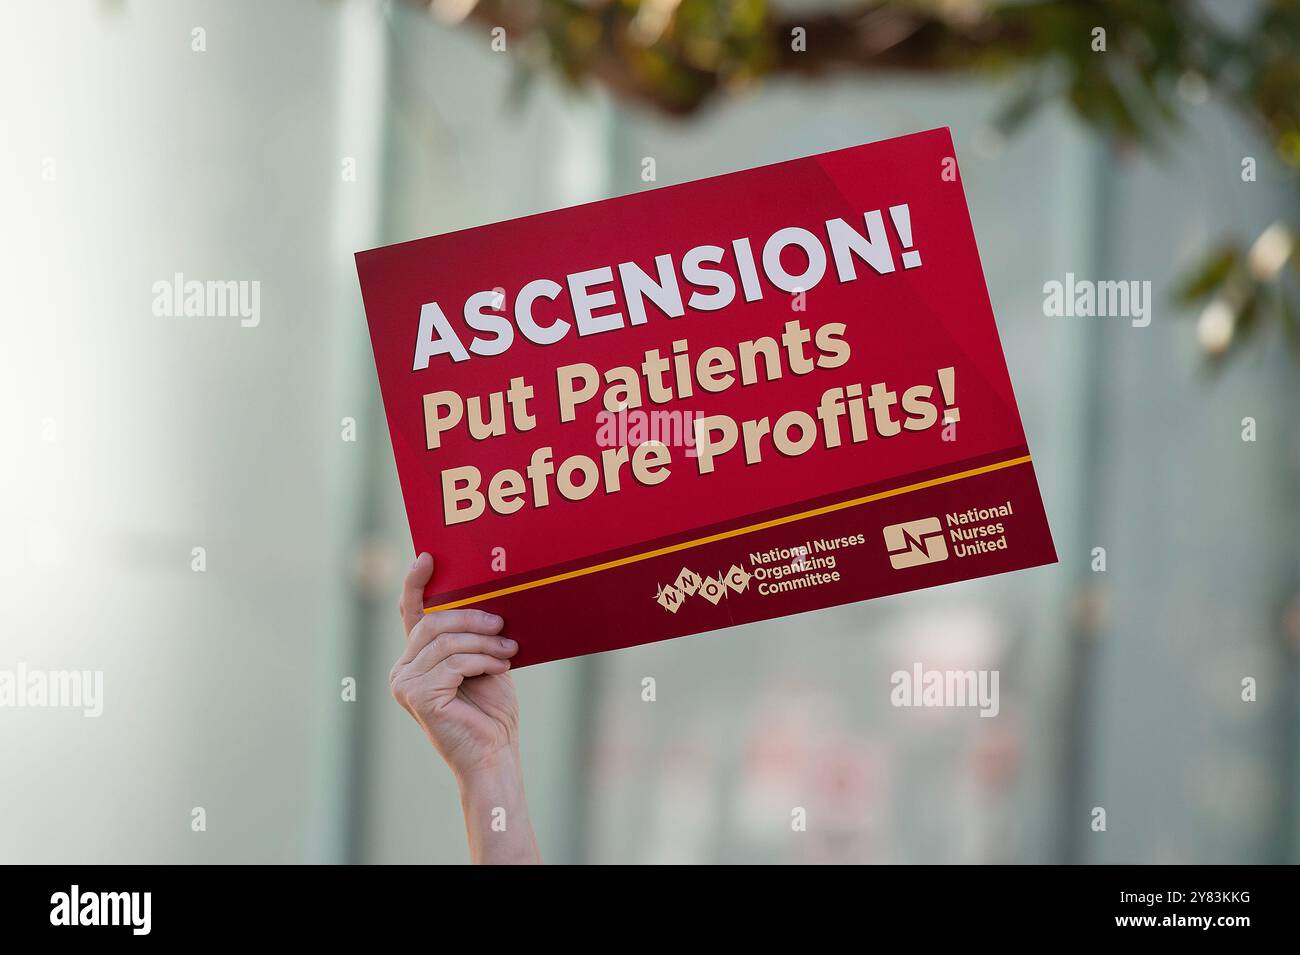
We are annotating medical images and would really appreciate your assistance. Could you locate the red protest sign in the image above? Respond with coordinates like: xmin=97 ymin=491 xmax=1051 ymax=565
xmin=356 ymin=127 xmax=1056 ymax=667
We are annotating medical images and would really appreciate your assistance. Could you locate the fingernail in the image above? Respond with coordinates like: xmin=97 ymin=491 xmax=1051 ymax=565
xmin=500 ymin=638 xmax=518 ymax=650
xmin=488 ymin=613 xmax=503 ymax=627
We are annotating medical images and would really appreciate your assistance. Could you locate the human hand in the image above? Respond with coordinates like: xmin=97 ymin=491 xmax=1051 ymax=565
xmin=391 ymin=552 xmax=521 ymax=778
xmin=390 ymin=553 xmax=539 ymax=863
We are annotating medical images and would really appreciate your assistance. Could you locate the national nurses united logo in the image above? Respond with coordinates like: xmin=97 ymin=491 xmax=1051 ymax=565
xmin=882 ymin=517 xmax=949 ymax=569
xmin=655 ymin=564 xmax=752 ymax=613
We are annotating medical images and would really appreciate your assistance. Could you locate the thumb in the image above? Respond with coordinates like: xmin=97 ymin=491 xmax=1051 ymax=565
xmin=399 ymin=552 xmax=435 ymax=637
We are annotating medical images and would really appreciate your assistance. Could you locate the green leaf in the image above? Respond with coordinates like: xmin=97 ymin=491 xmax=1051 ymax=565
xmin=1175 ymin=246 xmax=1240 ymax=304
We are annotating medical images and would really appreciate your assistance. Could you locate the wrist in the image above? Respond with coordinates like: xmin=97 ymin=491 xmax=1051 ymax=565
xmin=454 ymin=744 xmax=523 ymax=791
xmin=455 ymin=747 xmax=540 ymax=864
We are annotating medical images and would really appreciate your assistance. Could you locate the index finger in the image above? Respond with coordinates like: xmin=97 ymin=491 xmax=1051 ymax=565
xmin=393 ymin=608 xmax=506 ymax=668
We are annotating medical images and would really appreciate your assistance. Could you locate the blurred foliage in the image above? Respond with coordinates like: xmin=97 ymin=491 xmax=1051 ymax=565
xmin=1174 ymin=226 xmax=1299 ymax=363
xmin=420 ymin=0 xmax=1300 ymax=363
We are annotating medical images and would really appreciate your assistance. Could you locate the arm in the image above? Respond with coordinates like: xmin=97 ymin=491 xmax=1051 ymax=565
xmin=390 ymin=553 xmax=541 ymax=864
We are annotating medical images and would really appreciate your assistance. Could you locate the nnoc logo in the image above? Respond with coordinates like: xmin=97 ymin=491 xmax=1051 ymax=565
xmin=654 ymin=564 xmax=752 ymax=613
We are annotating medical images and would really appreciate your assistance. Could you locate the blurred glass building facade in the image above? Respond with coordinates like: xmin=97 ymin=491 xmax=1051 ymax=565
xmin=1 ymin=0 xmax=1296 ymax=864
